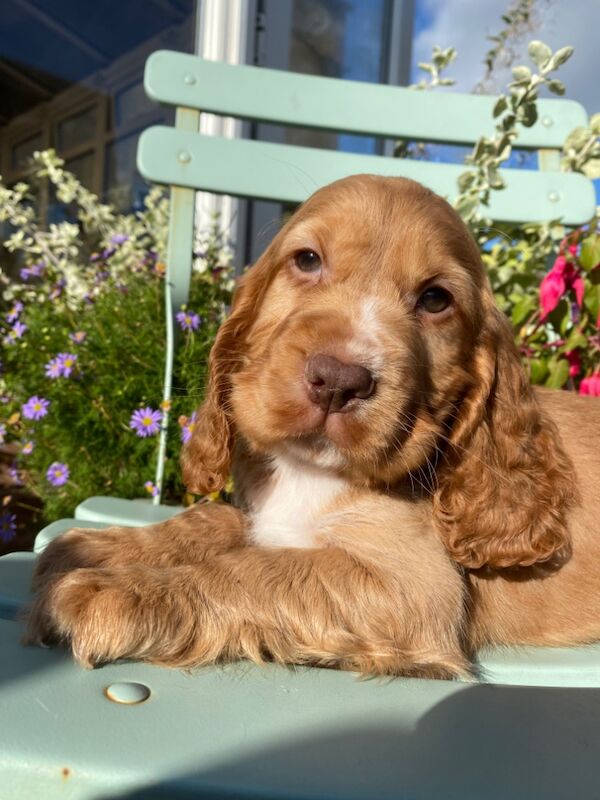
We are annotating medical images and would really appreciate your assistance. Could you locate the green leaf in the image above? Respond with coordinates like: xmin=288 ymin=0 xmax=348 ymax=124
xmin=584 ymin=284 xmax=600 ymax=322
xmin=547 ymin=79 xmax=565 ymax=96
xmin=511 ymin=66 xmax=532 ymax=83
xmin=493 ymin=96 xmax=508 ymax=117
xmin=455 ymin=194 xmax=479 ymax=220
xmin=582 ymin=159 xmax=600 ymax=179
xmin=545 ymin=357 xmax=570 ymax=389
xmin=511 ymin=294 xmax=537 ymax=326
xmin=457 ymin=172 xmax=476 ymax=192
xmin=579 ymin=236 xmax=600 ymax=271
xmin=547 ymin=298 xmax=570 ymax=334
xmin=564 ymin=329 xmax=588 ymax=350
xmin=519 ymin=102 xmax=538 ymax=128
xmin=529 ymin=358 xmax=549 ymax=384
xmin=528 ymin=40 xmax=552 ymax=69
xmin=547 ymin=46 xmax=574 ymax=71
xmin=500 ymin=113 xmax=517 ymax=132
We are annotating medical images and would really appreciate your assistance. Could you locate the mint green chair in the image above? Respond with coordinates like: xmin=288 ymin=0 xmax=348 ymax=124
xmin=0 ymin=51 xmax=598 ymax=799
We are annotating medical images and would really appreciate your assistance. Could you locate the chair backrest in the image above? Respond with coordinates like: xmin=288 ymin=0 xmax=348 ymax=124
xmin=138 ymin=49 xmax=594 ymax=310
xmin=136 ymin=49 xmax=594 ymax=501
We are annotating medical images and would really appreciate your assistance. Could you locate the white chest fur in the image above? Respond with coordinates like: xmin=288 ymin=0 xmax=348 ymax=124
xmin=248 ymin=456 xmax=347 ymax=548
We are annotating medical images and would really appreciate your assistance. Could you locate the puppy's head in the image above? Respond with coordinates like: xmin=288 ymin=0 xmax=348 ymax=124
xmin=182 ymin=175 xmax=575 ymax=569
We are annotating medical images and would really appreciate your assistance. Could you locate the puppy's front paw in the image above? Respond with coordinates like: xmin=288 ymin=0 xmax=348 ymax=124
xmin=32 ymin=526 xmax=131 ymax=593
xmin=25 ymin=567 xmax=147 ymax=668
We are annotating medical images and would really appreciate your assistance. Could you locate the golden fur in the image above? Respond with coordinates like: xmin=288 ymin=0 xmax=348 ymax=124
xmin=25 ymin=175 xmax=600 ymax=678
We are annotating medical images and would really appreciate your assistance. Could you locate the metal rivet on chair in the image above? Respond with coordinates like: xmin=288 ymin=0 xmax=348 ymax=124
xmin=178 ymin=151 xmax=191 ymax=164
xmin=104 ymin=682 xmax=151 ymax=705
xmin=541 ymin=115 xmax=553 ymax=127
xmin=183 ymin=73 xmax=196 ymax=85
xmin=548 ymin=190 xmax=560 ymax=203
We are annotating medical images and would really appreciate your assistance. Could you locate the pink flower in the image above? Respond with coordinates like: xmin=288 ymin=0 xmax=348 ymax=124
xmin=565 ymin=350 xmax=582 ymax=378
xmin=579 ymin=373 xmax=600 ymax=396
xmin=539 ymin=255 xmax=585 ymax=319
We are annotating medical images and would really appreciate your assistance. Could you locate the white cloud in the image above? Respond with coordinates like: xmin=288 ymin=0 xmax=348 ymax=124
xmin=413 ymin=0 xmax=600 ymax=114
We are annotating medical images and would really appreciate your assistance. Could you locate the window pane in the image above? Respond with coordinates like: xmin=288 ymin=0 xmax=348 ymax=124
xmin=1 ymin=0 xmax=197 ymax=205
xmin=104 ymin=132 xmax=147 ymax=213
xmin=58 ymin=107 xmax=97 ymax=151
xmin=288 ymin=0 xmax=389 ymax=154
xmin=11 ymin=132 xmax=43 ymax=169
xmin=114 ymin=81 xmax=156 ymax=130
xmin=66 ymin=151 xmax=95 ymax=190
xmin=291 ymin=0 xmax=388 ymax=81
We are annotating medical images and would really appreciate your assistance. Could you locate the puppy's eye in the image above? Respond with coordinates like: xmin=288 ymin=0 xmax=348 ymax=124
xmin=294 ymin=249 xmax=322 ymax=273
xmin=417 ymin=286 xmax=452 ymax=314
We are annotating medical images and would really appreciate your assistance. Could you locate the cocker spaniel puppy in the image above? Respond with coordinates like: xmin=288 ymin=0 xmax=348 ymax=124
xmin=26 ymin=175 xmax=600 ymax=679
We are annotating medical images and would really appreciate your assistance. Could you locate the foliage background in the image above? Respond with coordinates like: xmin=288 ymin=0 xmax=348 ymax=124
xmin=0 ymin=155 xmax=233 ymax=540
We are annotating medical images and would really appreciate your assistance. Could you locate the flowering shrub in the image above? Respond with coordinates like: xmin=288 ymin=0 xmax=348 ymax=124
xmin=1 ymin=150 xmax=233 ymax=540
xmin=416 ymin=31 xmax=600 ymax=394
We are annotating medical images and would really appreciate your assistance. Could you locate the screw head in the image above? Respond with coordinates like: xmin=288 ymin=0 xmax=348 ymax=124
xmin=183 ymin=73 xmax=196 ymax=85
xmin=548 ymin=190 xmax=560 ymax=203
xmin=541 ymin=115 xmax=553 ymax=127
xmin=104 ymin=682 xmax=151 ymax=705
xmin=178 ymin=151 xmax=191 ymax=164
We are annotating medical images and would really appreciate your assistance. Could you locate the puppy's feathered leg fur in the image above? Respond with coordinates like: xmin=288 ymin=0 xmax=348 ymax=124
xmin=26 ymin=500 xmax=468 ymax=679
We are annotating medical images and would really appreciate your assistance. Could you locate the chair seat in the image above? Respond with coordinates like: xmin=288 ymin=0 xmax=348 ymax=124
xmin=1 ymin=615 xmax=600 ymax=800
xmin=2 ymin=536 xmax=600 ymax=798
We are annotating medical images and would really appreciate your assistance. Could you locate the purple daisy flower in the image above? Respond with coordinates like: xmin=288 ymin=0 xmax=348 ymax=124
xmin=0 ymin=511 xmax=17 ymax=543
xmin=179 ymin=411 xmax=197 ymax=444
xmin=20 ymin=262 xmax=45 ymax=281
xmin=22 ymin=396 xmax=49 ymax=421
xmin=9 ymin=466 xmax=23 ymax=486
xmin=22 ymin=440 xmax=34 ymax=455
xmin=176 ymin=310 xmax=201 ymax=332
xmin=129 ymin=407 xmax=162 ymax=437
xmin=45 ymin=357 xmax=63 ymax=379
xmin=94 ymin=270 xmax=110 ymax=284
xmin=69 ymin=331 xmax=87 ymax=345
xmin=111 ymin=234 xmax=129 ymax=245
xmin=144 ymin=480 xmax=160 ymax=497
xmin=56 ymin=353 xmax=77 ymax=377
xmin=46 ymin=462 xmax=69 ymax=487
xmin=50 ymin=279 xmax=66 ymax=300
xmin=7 ymin=301 xmax=23 ymax=323
xmin=11 ymin=321 xmax=27 ymax=338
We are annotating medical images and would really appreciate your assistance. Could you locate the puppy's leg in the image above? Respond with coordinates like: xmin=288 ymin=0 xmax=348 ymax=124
xmin=31 ymin=502 xmax=248 ymax=592
xmin=26 ymin=497 xmax=469 ymax=678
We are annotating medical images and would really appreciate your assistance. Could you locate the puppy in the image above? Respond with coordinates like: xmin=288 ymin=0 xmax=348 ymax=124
xmin=26 ymin=175 xmax=600 ymax=679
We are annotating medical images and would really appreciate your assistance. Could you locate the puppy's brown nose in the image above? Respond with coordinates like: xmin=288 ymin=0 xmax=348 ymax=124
xmin=305 ymin=353 xmax=375 ymax=412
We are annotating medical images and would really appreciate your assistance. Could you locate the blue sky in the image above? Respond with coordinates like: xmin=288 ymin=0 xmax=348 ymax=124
xmin=412 ymin=0 xmax=598 ymax=113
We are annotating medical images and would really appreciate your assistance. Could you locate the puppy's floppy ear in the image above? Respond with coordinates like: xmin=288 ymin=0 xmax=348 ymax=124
xmin=180 ymin=249 xmax=278 ymax=495
xmin=433 ymin=291 xmax=577 ymax=570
